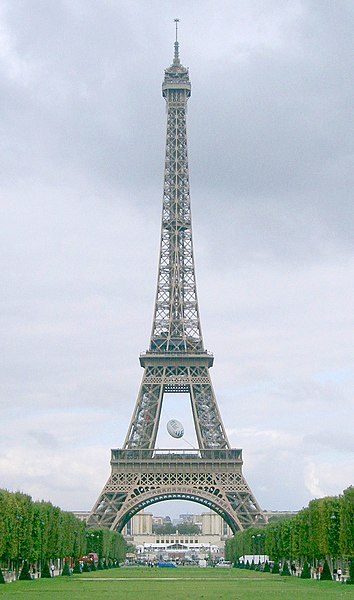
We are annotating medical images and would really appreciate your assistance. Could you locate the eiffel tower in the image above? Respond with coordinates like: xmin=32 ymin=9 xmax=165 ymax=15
xmin=88 ymin=22 xmax=265 ymax=533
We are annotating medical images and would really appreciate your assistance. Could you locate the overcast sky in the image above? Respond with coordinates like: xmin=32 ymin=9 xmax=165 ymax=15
xmin=1 ymin=1 xmax=353 ymax=520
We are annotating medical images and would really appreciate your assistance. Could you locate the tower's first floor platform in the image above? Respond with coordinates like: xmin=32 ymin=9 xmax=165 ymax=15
xmin=87 ymin=448 xmax=266 ymax=533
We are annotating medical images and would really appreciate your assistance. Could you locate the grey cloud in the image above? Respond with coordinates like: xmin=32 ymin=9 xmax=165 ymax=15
xmin=303 ymin=431 xmax=354 ymax=455
xmin=28 ymin=430 xmax=60 ymax=450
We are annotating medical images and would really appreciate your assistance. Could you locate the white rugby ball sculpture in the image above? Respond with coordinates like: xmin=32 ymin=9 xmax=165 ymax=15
xmin=167 ymin=419 xmax=184 ymax=439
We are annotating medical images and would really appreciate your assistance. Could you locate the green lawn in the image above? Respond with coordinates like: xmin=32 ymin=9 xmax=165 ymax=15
xmin=0 ymin=567 xmax=353 ymax=599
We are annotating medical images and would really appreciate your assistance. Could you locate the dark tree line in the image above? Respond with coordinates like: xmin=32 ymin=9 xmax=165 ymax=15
xmin=152 ymin=523 xmax=201 ymax=535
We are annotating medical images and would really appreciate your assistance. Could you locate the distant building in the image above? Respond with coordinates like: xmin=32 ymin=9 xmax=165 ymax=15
xmin=263 ymin=510 xmax=298 ymax=522
xmin=73 ymin=511 xmax=91 ymax=522
xmin=119 ymin=510 xmax=232 ymax=559
xmin=72 ymin=507 xmax=297 ymax=561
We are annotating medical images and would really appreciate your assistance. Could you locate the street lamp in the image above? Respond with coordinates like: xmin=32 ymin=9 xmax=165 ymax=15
xmin=16 ymin=514 xmax=23 ymax=579
xmin=257 ymin=534 xmax=262 ymax=565
xmin=274 ymin=528 xmax=278 ymax=565
xmin=73 ymin=531 xmax=78 ymax=561
xmin=330 ymin=513 xmax=338 ymax=576
xmin=39 ymin=520 xmax=45 ymax=577
xmin=251 ymin=535 xmax=255 ymax=565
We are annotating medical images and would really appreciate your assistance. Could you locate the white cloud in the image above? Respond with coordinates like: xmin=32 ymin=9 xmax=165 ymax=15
xmin=305 ymin=459 xmax=353 ymax=500
xmin=304 ymin=461 xmax=325 ymax=498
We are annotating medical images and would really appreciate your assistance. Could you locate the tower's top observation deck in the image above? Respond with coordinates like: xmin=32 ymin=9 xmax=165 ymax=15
xmin=162 ymin=19 xmax=191 ymax=98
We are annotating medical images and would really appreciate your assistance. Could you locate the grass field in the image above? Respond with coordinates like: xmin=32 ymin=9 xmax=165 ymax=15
xmin=0 ymin=567 xmax=353 ymax=599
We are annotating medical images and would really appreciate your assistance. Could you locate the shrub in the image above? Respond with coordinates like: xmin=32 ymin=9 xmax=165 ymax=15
xmin=61 ymin=561 xmax=71 ymax=576
xmin=40 ymin=563 xmax=51 ymax=578
xmin=82 ymin=561 xmax=90 ymax=573
xmin=301 ymin=561 xmax=311 ymax=579
xmin=272 ymin=562 xmax=280 ymax=574
xmin=263 ymin=561 xmax=270 ymax=572
xmin=347 ymin=559 xmax=354 ymax=584
xmin=0 ymin=567 xmax=5 ymax=584
xmin=250 ymin=560 xmax=255 ymax=570
xmin=19 ymin=561 xmax=32 ymax=580
xmin=73 ymin=562 xmax=81 ymax=574
xmin=320 ymin=560 xmax=332 ymax=581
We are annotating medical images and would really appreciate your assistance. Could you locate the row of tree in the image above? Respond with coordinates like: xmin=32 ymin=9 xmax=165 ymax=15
xmin=0 ymin=489 xmax=126 ymax=568
xmin=225 ymin=486 xmax=353 ymax=565
xmin=152 ymin=523 xmax=201 ymax=535
xmin=85 ymin=527 xmax=127 ymax=562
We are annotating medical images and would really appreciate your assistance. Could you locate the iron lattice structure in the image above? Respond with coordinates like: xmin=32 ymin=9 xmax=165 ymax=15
xmin=88 ymin=28 xmax=265 ymax=533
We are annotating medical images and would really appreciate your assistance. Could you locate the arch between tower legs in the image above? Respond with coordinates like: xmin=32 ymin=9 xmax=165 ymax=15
xmin=113 ymin=488 xmax=241 ymax=534
xmin=87 ymin=451 xmax=266 ymax=534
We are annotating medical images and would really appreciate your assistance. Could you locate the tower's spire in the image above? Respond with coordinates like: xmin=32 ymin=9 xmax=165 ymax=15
xmin=174 ymin=18 xmax=180 ymax=63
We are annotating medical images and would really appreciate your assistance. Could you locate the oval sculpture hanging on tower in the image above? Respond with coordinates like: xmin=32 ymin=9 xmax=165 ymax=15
xmin=167 ymin=419 xmax=184 ymax=439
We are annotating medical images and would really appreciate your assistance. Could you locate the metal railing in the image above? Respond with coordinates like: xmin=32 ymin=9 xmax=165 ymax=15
xmin=111 ymin=448 xmax=242 ymax=461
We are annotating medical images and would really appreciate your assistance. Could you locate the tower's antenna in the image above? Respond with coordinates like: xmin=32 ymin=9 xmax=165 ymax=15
xmin=174 ymin=18 xmax=179 ymax=42
xmin=174 ymin=18 xmax=180 ymax=62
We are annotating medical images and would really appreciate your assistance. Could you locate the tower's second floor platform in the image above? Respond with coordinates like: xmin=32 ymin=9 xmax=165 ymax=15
xmin=139 ymin=351 xmax=214 ymax=368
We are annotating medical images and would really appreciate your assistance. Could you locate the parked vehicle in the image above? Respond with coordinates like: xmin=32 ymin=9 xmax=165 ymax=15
xmin=215 ymin=560 xmax=232 ymax=568
xmin=158 ymin=562 xmax=177 ymax=568
xmin=77 ymin=552 xmax=99 ymax=566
